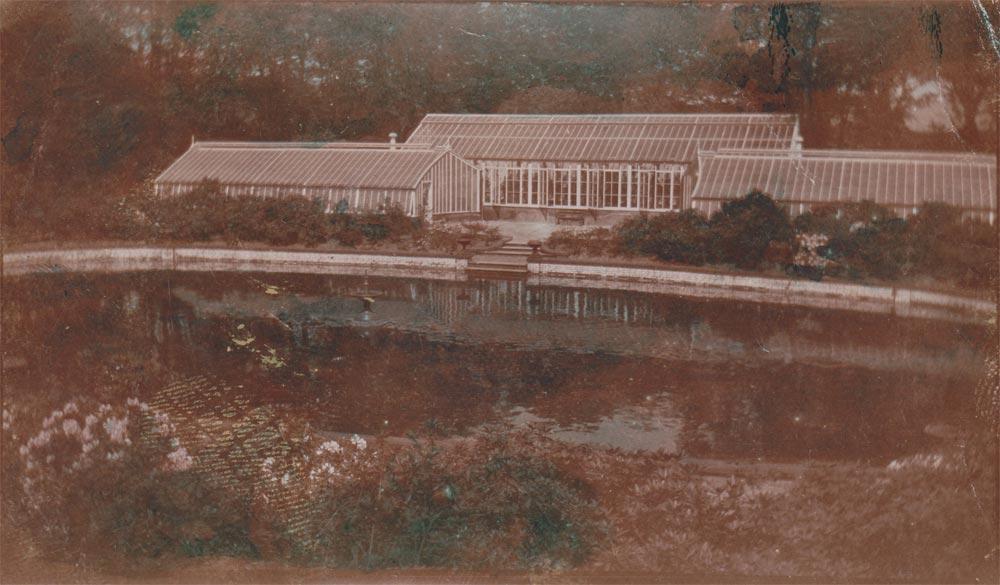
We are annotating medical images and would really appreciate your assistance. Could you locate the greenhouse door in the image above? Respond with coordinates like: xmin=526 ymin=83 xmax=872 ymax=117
xmin=420 ymin=181 xmax=432 ymax=220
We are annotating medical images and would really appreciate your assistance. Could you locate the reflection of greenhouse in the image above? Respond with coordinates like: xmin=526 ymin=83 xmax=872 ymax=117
xmin=424 ymin=279 xmax=659 ymax=325
xmin=168 ymin=276 xmax=984 ymax=377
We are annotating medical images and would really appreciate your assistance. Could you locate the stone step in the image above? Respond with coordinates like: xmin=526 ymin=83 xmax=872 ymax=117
xmin=491 ymin=249 xmax=536 ymax=257
xmin=466 ymin=266 xmax=529 ymax=277
xmin=469 ymin=254 xmax=528 ymax=266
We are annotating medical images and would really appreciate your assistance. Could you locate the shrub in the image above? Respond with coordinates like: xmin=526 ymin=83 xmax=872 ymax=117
xmin=708 ymin=190 xmax=794 ymax=269
xmin=414 ymin=222 xmax=503 ymax=253
xmin=145 ymin=180 xmax=331 ymax=247
xmin=260 ymin=196 xmax=330 ymax=247
xmin=5 ymin=397 xmax=256 ymax=561
xmin=329 ymin=202 xmax=422 ymax=247
xmin=840 ymin=216 xmax=910 ymax=280
xmin=415 ymin=224 xmax=465 ymax=252
xmin=99 ymin=182 xmax=160 ymax=241
xmin=460 ymin=222 xmax=504 ymax=247
xmin=150 ymin=179 xmax=228 ymax=241
xmin=906 ymin=202 xmax=996 ymax=289
xmin=546 ymin=227 xmax=615 ymax=257
xmin=299 ymin=429 xmax=603 ymax=570
xmin=615 ymin=210 xmax=710 ymax=264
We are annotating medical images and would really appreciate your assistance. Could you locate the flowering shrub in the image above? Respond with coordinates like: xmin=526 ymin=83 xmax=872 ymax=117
xmin=2 ymin=389 xmax=602 ymax=572
xmin=5 ymin=396 xmax=258 ymax=559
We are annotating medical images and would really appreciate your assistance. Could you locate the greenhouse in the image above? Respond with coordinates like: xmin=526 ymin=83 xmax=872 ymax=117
xmin=691 ymin=149 xmax=997 ymax=223
xmin=405 ymin=113 xmax=802 ymax=215
xmin=154 ymin=141 xmax=480 ymax=219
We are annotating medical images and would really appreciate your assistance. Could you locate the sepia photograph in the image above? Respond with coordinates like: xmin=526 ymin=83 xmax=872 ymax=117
xmin=1 ymin=1 xmax=998 ymax=583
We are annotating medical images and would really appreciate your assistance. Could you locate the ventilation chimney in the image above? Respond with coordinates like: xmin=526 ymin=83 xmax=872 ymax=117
xmin=388 ymin=132 xmax=398 ymax=148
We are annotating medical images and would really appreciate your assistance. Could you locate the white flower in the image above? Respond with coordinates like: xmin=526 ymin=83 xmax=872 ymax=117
xmin=317 ymin=440 xmax=342 ymax=455
xmin=166 ymin=446 xmax=193 ymax=471
xmin=106 ymin=451 xmax=123 ymax=462
xmin=28 ymin=429 xmax=53 ymax=449
xmin=350 ymin=434 xmax=367 ymax=450
xmin=103 ymin=416 xmax=129 ymax=444
xmin=62 ymin=419 xmax=81 ymax=436
xmin=43 ymin=412 xmax=61 ymax=429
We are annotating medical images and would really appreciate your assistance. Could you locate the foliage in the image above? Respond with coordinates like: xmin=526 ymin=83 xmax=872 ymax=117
xmin=545 ymin=227 xmax=615 ymax=257
xmin=132 ymin=180 xmax=331 ymax=246
xmin=2 ymin=2 xmax=993 ymax=242
xmin=615 ymin=210 xmax=711 ymax=264
xmin=766 ymin=463 xmax=997 ymax=582
xmin=905 ymin=202 xmax=997 ymax=289
xmin=413 ymin=222 xmax=503 ymax=253
xmin=330 ymin=200 xmax=424 ymax=246
xmin=537 ymin=198 xmax=994 ymax=291
xmin=592 ymin=451 xmax=998 ymax=582
xmin=707 ymin=190 xmax=795 ymax=269
xmin=329 ymin=202 xmax=423 ymax=247
xmin=3 ymin=401 xmax=601 ymax=571
xmin=4 ymin=397 xmax=256 ymax=561
xmin=601 ymin=464 xmax=770 ymax=575
xmin=298 ymin=429 xmax=603 ymax=570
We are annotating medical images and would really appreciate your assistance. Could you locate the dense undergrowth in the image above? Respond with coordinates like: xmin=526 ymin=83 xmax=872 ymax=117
xmin=546 ymin=191 xmax=997 ymax=291
xmin=2 ymin=385 xmax=997 ymax=581
xmin=73 ymin=179 xmax=503 ymax=253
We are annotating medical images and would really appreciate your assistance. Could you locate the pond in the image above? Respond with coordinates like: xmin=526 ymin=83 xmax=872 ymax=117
xmin=3 ymin=270 xmax=988 ymax=464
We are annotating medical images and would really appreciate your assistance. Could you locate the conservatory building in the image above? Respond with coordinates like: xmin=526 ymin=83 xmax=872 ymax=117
xmin=405 ymin=113 xmax=802 ymax=221
xmin=691 ymin=149 xmax=998 ymax=223
xmin=154 ymin=141 xmax=480 ymax=219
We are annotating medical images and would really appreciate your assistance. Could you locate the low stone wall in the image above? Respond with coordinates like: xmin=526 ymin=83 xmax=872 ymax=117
xmin=530 ymin=260 xmax=994 ymax=322
xmin=4 ymin=247 xmax=468 ymax=281
xmin=4 ymin=246 xmax=993 ymax=322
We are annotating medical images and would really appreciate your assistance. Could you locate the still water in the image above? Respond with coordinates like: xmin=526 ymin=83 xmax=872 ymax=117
xmin=3 ymin=270 xmax=988 ymax=463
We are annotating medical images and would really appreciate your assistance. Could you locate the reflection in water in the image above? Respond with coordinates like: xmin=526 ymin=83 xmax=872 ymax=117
xmin=2 ymin=271 xmax=989 ymax=463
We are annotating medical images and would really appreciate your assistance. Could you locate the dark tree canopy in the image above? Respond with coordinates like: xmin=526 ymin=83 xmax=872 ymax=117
xmin=2 ymin=1 xmax=996 ymax=241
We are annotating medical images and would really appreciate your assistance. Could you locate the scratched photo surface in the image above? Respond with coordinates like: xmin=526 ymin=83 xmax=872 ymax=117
xmin=1 ymin=2 xmax=997 ymax=583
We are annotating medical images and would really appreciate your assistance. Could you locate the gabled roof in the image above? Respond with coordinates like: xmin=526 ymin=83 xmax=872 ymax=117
xmin=406 ymin=113 xmax=801 ymax=164
xmin=691 ymin=149 xmax=996 ymax=211
xmin=155 ymin=142 xmax=450 ymax=191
